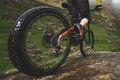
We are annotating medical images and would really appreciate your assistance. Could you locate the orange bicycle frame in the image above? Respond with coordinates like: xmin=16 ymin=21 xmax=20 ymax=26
xmin=58 ymin=25 xmax=74 ymax=41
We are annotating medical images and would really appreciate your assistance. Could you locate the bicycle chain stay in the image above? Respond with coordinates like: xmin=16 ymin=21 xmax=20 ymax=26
xmin=57 ymin=25 xmax=74 ymax=43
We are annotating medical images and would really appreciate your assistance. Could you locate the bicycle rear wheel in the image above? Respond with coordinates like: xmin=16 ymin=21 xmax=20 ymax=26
xmin=8 ymin=6 xmax=71 ymax=77
xmin=80 ymin=29 xmax=94 ymax=57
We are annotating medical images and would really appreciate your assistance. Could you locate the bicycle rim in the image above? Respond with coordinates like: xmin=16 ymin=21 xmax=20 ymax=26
xmin=24 ymin=14 xmax=70 ymax=71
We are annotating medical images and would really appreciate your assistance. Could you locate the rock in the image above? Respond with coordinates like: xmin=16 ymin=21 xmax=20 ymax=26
xmin=2 ymin=52 xmax=120 ymax=80
xmin=5 ymin=69 xmax=18 ymax=76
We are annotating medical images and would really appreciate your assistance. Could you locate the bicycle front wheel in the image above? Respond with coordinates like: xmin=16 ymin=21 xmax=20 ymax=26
xmin=8 ymin=6 xmax=71 ymax=77
xmin=80 ymin=29 xmax=94 ymax=57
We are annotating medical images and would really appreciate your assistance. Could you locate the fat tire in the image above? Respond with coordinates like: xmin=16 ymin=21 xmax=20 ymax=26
xmin=8 ymin=6 xmax=70 ymax=77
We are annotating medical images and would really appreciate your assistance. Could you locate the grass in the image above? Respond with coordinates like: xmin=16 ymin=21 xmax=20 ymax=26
xmin=0 ymin=19 xmax=14 ymax=72
xmin=91 ymin=23 xmax=120 ymax=51
xmin=0 ymin=18 xmax=120 ymax=73
xmin=0 ymin=0 xmax=120 ymax=73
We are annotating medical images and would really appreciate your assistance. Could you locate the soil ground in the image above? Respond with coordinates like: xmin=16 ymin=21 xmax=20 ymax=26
xmin=1 ymin=52 xmax=120 ymax=80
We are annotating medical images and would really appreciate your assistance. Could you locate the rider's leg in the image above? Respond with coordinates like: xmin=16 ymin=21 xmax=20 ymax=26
xmin=74 ymin=18 xmax=88 ymax=36
xmin=73 ymin=0 xmax=90 ymax=35
xmin=79 ymin=18 xmax=88 ymax=27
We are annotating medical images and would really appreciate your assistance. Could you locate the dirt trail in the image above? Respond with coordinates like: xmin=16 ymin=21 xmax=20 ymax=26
xmin=1 ymin=52 xmax=120 ymax=80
